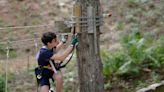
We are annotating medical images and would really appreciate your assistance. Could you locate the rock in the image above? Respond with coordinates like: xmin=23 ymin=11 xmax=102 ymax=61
xmin=136 ymin=81 xmax=164 ymax=92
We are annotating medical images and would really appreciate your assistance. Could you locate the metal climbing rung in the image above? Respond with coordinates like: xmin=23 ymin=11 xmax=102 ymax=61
xmin=49 ymin=60 xmax=58 ymax=74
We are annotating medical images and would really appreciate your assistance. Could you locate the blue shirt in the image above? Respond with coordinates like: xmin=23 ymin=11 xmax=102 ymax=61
xmin=36 ymin=46 xmax=55 ymax=66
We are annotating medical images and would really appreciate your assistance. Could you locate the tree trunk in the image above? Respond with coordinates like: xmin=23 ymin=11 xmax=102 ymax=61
xmin=76 ymin=0 xmax=104 ymax=92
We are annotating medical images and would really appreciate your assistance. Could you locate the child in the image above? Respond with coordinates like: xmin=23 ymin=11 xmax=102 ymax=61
xmin=35 ymin=32 xmax=77 ymax=92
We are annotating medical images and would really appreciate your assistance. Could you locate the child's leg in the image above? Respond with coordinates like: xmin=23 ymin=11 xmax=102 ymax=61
xmin=40 ymin=85 xmax=49 ymax=92
xmin=53 ymin=71 xmax=62 ymax=92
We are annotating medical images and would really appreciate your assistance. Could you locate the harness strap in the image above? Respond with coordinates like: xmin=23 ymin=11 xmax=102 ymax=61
xmin=49 ymin=60 xmax=58 ymax=74
xmin=38 ymin=65 xmax=54 ymax=72
xmin=58 ymin=45 xmax=75 ymax=68
xmin=43 ymin=66 xmax=49 ymax=69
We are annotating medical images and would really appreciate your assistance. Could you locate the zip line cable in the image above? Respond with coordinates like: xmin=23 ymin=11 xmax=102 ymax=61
xmin=0 ymin=14 xmax=110 ymax=30
xmin=0 ymin=38 xmax=40 ymax=45
xmin=0 ymin=24 xmax=53 ymax=30
xmin=0 ymin=13 xmax=111 ymax=45
xmin=0 ymin=32 xmax=72 ymax=45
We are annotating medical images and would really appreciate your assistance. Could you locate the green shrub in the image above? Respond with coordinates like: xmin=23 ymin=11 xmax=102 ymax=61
xmin=144 ymin=36 xmax=164 ymax=68
xmin=0 ymin=45 xmax=6 ymax=58
xmin=9 ymin=50 xmax=17 ymax=58
xmin=101 ymin=49 xmax=130 ymax=77
xmin=0 ymin=76 xmax=5 ymax=92
xmin=102 ymin=29 xmax=163 ymax=78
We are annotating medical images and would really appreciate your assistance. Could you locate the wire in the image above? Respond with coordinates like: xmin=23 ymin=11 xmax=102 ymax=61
xmin=0 ymin=32 xmax=72 ymax=45
xmin=0 ymin=15 xmax=109 ymax=30
xmin=0 ymin=24 xmax=53 ymax=30
xmin=0 ymin=38 xmax=40 ymax=45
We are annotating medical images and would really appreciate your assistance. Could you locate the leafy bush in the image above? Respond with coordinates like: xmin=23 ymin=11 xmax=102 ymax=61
xmin=144 ymin=36 xmax=164 ymax=68
xmin=101 ymin=49 xmax=127 ymax=78
xmin=0 ymin=76 xmax=5 ymax=92
xmin=101 ymin=29 xmax=163 ymax=78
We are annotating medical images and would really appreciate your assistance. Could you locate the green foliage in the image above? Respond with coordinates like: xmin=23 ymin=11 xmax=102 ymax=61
xmin=144 ymin=36 xmax=164 ymax=68
xmin=116 ymin=21 xmax=125 ymax=31
xmin=101 ymin=49 xmax=127 ymax=77
xmin=136 ymin=81 xmax=149 ymax=88
xmin=104 ymin=80 xmax=112 ymax=90
xmin=0 ymin=45 xmax=6 ymax=55
xmin=151 ymin=71 xmax=161 ymax=83
xmin=102 ymin=29 xmax=163 ymax=78
xmin=121 ymin=30 xmax=146 ymax=63
xmin=0 ymin=75 xmax=5 ymax=92
xmin=0 ymin=44 xmax=17 ymax=58
xmin=9 ymin=50 xmax=17 ymax=58
xmin=102 ymin=29 xmax=163 ymax=91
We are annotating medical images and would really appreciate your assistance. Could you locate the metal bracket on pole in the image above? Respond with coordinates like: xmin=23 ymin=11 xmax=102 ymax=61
xmin=87 ymin=5 xmax=98 ymax=54
xmin=93 ymin=7 xmax=98 ymax=55
xmin=87 ymin=6 xmax=94 ymax=33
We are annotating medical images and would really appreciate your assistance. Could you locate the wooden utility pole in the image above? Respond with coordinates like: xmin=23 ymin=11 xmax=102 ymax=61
xmin=75 ymin=0 xmax=104 ymax=92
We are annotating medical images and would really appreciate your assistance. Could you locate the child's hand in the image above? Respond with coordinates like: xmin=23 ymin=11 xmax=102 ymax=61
xmin=60 ymin=34 xmax=68 ymax=44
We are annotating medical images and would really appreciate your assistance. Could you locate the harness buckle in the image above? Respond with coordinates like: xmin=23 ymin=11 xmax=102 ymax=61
xmin=37 ymin=74 xmax=42 ymax=79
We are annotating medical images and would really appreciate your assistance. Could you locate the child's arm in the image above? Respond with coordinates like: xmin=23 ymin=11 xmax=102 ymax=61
xmin=51 ymin=35 xmax=77 ymax=61
xmin=55 ymin=41 xmax=64 ymax=51
xmin=51 ymin=45 xmax=74 ymax=61
xmin=55 ymin=35 xmax=67 ymax=51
